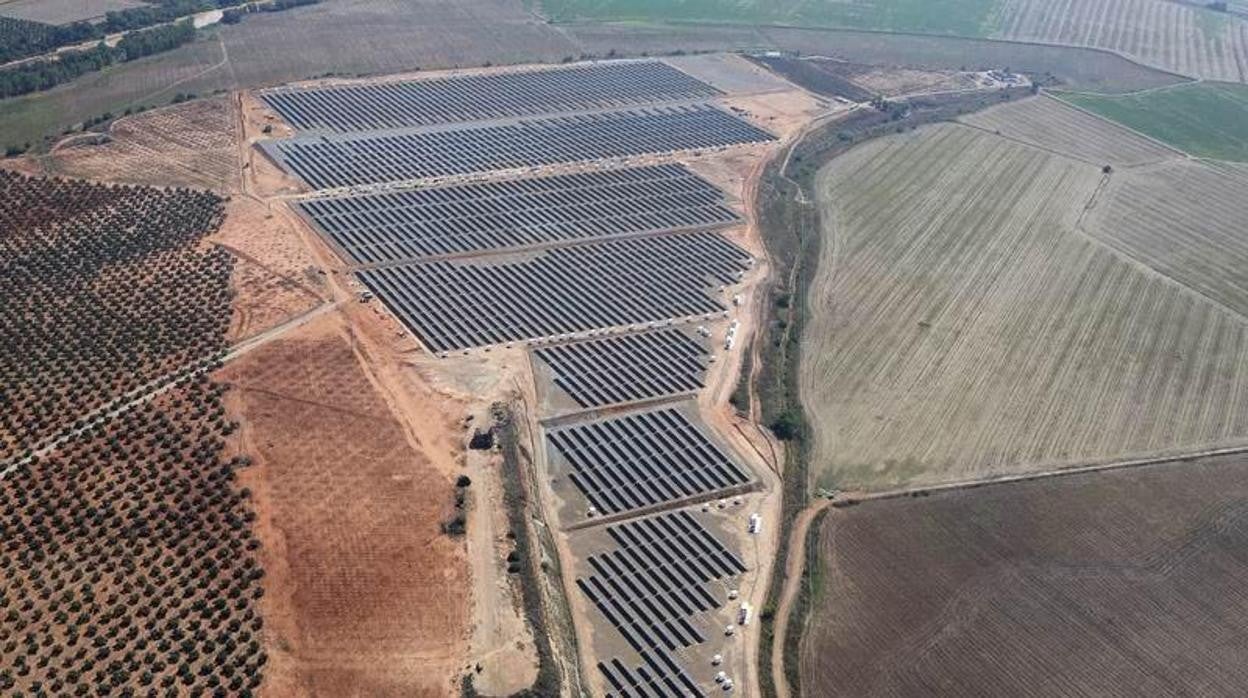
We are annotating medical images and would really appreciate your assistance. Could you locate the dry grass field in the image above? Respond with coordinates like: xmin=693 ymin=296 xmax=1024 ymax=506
xmin=993 ymin=0 xmax=1248 ymax=82
xmin=1083 ymin=159 xmax=1248 ymax=318
xmin=221 ymin=317 xmax=470 ymax=696
xmin=959 ymin=94 xmax=1181 ymax=166
xmin=0 ymin=0 xmax=147 ymax=24
xmin=800 ymin=123 xmax=1248 ymax=491
xmin=45 ymin=96 xmax=243 ymax=191
xmin=800 ymin=452 xmax=1248 ymax=697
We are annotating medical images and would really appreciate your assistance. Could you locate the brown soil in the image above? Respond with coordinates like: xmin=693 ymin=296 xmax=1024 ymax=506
xmin=43 ymin=96 xmax=243 ymax=192
xmin=801 ymin=453 xmax=1248 ymax=697
xmin=211 ymin=196 xmax=328 ymax=343
xmin=221 ymin=313 xmax=470 ymax=697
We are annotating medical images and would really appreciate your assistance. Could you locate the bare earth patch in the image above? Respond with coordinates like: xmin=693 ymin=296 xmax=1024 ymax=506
xmin=222 ymin=315 xmax=470 ymax=697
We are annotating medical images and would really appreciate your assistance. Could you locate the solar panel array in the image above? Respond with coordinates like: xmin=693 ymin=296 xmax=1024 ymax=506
xmin=578 ymin=511 xmax=747 ymax=697
xmin=262 ymin=105 xmax=776 ymax=190
xmin=299 ymin=164 xmax=739 ymax=264
xmin=261 ymin=60 xmax=722 ymax=132
xmin=547 ymin=408 xmax=751 ymax=516
xmin=536 ymin=329 xmax=708 ymax=409
xmin=357 ymin=232 xmax=750 ymax=353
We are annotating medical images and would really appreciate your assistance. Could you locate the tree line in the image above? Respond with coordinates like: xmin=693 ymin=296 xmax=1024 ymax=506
xmin=0 ymin=0 xmax=319 ymax=101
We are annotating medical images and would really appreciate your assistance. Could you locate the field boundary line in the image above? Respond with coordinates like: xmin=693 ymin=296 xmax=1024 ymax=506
xmin=834 ymin=442 xmax=1248 ymax=507
xmin=1044 ymin=92 xmax=1194 ymax=162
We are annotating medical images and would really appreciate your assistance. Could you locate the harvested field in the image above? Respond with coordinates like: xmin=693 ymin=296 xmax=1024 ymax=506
xmin=221 ymin=317 xmax=469 ymax=696
xmin=801 ymin=123 xmax=1248 ymax=491
xmin=45 ymin=95 xmax=243 ymax=191
xmin=0 ymin=171 xmax=231 ymax=462
xmin=993 ymin=0 xmax=1248 ymax=82
xmin=0 ymin=0 xmax=147 ymax=24
xmin=960 ymin=94 xmax=1180 ymax=167
xmin=758 ymin=25 xmax=1186 ymax=93
xmin=1058 ymin=82 xmax=1248 ymax=161
xmin=830 ymin=64 xmax=979 ymax=98
xmin=1083 ymin=159 xmax=1248 ymax=318
xmin=801 ymin=452 xmax=1248 ymax=697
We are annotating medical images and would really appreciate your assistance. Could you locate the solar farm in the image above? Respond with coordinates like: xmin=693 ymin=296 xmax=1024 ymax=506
xmin=357 ymin=232 xmax=749 ymax=353
xmin=261 ymin=104 xmax=776 ymax=189
xmin=261 ymin=60 xmax=723 ymax=132
xmin=534 ymin=328 xmax=709 ymax=409
xmin=547 ymin=407 xmax=753 ymax=518
xmin=297 ymin=163 xmax=739 ymax=264
xmin=255 ymin=55 xmax=781 ymax=697
xmin=578 ymin=510 xmax=748 ymax=697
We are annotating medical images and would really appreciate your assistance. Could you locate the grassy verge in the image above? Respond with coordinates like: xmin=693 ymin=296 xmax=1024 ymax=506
xmin=751 ymin=85 xmax=1034 ymax=698
xmin=782 ymin=507 xmax=829 ymax=695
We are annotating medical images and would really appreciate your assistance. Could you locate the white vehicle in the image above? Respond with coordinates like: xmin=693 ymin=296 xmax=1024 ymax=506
xmin=748 ymin=513 xmax=762 ymax=534
xmin=738 ymin=602 xmax=752 ymax=626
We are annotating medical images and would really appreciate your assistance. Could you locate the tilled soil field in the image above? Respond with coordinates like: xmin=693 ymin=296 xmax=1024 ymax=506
xmin=220 ymin=317 xmax=469 ymax=697
xmin=800 ymin=452 xmax=1248 ymax=697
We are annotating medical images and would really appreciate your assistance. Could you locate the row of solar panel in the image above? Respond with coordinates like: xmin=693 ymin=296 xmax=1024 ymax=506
xmin=536 ymin=329 xmax=708 ymax=409
xmin=357 ymin=232 xmax=749 ymax=353
xmin=298 ymin=164 xmax=738 ymax=263
xmin=262 ymin=60 xmax=722 ymax=132
xmin=581 ymin=511 xmax=746 ymax=698
xmin=547 ymin=408 xmax=751 ymax=516
xmin=262 ymin=105 xmax=776 ymax=190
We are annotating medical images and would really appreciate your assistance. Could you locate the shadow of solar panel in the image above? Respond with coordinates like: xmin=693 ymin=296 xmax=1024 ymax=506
xmin=536 ymin=328 xmax=708 ymax=409
xmin=579 ymin=511 xmax=747 ymax=698
xmin=548 ymin=408 xmax=751 ymax=516
xmin=261 ymin=105 xmax=776 ymax=190
xmin=261 ymin=60 xmax=723 ymax=133
xmin=357 ymin=232 xmax=750 ymax=353
xmin=298 ymin=163 xmax=740 ymax=264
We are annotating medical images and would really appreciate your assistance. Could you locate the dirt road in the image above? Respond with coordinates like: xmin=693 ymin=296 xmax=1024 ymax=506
xmin=770 ymin=499 xmax=830 ymax=698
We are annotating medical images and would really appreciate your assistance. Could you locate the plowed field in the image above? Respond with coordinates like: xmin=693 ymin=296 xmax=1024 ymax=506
xmin=221 ymin=317 xmax=468 ymax=696
xmin=800 ymin=452 xmax=1248 ymax=697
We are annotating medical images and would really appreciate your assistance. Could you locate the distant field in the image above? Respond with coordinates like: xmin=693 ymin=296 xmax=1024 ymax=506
xmin=1084 ymin=160 xmax=1248 ymax=317
xmin=960 ymin=95 xmax=1181 ymax=166
xmin=800 ymin=123 xmax=1248 ymax=491
xmin=993 ymin=0 xmax=1248 ymax=82
xmin=543 ymin=0 xmax=1001 ymax=36
xmin=801 ymin=452 xmax=1248 ymax=696
xmin=0 ymin=0 xmax=147 ymax=24
xmin=1058 ymin=82 xmax=1248 ymax=161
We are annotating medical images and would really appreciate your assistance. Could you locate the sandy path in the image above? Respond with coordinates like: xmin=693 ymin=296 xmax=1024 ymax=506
xmin=770 ymin=499 xmax=831 ymax=698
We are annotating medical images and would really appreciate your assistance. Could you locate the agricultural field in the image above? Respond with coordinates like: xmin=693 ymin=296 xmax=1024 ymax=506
xmin=0 ymin=377 xmax=269 ymax=696
xmin=1083 ymin=159 xmax=1248 ymax=318
xmin=960 ymin=94 xmax=1181 ymax=166
xmin=993 ymin=0 xmax=1248 ymax=82
xmin=542 ymin=0 xmax=1003 ymax=37
xmin=0 ymin=0 xmax=148 ymax=24
xmin=800 ymin=452 xmax=1248 ymax=696
xmin=800 ymin=123 xmax=1248 ymax=491
xmin=1058 ymin=82 xmax=1248 ymax=161
xmin=0 ymin=171 xmax=232 ymax=463
xmin=547 ymin=0 xmax=1248 ymax=82
xmin=219 ymin=316 xmax=470 ymax=695
xmin=44 ymin=95 xmax=244 ymax=191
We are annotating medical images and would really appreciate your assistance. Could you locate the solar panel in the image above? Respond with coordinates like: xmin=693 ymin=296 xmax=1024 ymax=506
xmin=261 ymin=60 xmax=723 ymax=132
xmin=261 ymin=105 xmax=776 ymax=190
xmin=299 ymin=163 xmax=739 ymax=263
xmin=548 ymin=408 xmax=751 ymax=516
